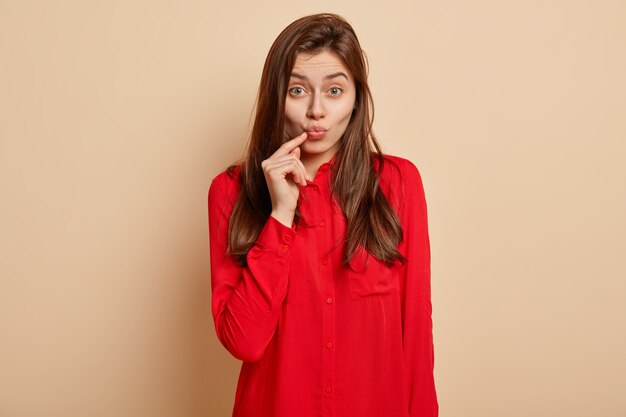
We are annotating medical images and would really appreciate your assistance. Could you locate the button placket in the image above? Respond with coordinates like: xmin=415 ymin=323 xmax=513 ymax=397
xmin=306 ymin=170 xmax=335 ymax=415
xmin=321 ymin=250 xmax=335 ymax=411
xmin=281 ymin=233 xmax=292 ymax=252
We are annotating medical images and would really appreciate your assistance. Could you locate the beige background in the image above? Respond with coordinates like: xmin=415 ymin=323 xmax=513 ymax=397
xmin=1 ymin=1 xmax=625 ymax=416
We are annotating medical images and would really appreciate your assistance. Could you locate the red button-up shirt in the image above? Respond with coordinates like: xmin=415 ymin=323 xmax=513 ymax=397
xmin=208 ymin=154 xmax=438 ymax=417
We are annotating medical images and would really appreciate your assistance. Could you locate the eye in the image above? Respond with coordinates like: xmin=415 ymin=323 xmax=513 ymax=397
xmin=288 ymin=86 xmax=305 ymax=96
xmin=328 ymin=87 xmax=343 ymax=96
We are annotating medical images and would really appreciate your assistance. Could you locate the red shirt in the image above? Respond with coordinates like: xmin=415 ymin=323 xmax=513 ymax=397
xmin=208 ymin=154 xmax=438 ymax=417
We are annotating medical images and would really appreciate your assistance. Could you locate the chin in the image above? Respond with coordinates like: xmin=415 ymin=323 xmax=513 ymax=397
xmin=302 ymin=141 xmax=327 ymax=151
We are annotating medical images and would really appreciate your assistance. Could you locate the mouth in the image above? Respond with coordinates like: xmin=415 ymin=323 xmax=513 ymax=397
xmin=305 ymin=126 xmax=327 ymax=140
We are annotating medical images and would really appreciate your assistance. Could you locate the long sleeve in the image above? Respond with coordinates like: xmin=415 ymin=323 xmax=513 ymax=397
xmin=398 ymin=161 xmax=438 ymax=417
xmin=208 ymin=171 xmax=296 ymax=362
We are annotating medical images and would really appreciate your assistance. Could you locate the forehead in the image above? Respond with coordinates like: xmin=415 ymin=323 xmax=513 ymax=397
xmin=291 ymin=50 xmax=352 ymax=78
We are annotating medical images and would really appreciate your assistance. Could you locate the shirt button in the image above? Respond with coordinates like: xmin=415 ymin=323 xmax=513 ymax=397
xmin=319 ymin=220 xmax=326 ymax=227
xmin=325 ymin=384 xmax=332 ymax=393
xmin=284 ymin=235 xmax=291 ymax=242
xmin=282 ymin=245 xmax=289 ymax=251
xmin=326 ymin=297 xmax=333 ymax=304
xmin=326 ymin=342 xmax=333 ymax=349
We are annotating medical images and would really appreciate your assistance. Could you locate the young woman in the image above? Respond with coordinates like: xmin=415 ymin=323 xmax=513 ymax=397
xmin=208 ymin=13 xmax=438 ymax=417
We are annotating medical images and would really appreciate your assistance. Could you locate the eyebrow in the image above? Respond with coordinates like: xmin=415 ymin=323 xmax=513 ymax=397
xmin=290 ymin=71 xmax=349 ymax=81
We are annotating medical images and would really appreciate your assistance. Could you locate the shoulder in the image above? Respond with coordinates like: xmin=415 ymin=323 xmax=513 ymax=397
xmin=376 ymin=153 xmax=424 ymax=188
xmin=375 ymin=153 xmax=427 ymax=218
xmin=208 ymin=163 xmax=242 ymax=202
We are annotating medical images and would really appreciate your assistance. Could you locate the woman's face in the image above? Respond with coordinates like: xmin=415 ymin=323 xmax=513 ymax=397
xmin=284 ymin=49 xmax=357 ymax=167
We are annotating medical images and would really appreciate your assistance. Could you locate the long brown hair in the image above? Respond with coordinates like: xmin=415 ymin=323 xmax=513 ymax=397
xmin=226 ymin=13 xmax=405 ymax=268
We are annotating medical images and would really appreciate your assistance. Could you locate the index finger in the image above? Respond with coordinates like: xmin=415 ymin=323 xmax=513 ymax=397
xmin=272 ymin=132 xmax=307 ymax=157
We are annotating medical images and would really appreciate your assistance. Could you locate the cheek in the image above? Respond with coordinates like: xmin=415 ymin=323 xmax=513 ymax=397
xmin=284 ymin=100 xmax=303 ymax=125
xmin=331 ymin=100 xmax=356 ymax=124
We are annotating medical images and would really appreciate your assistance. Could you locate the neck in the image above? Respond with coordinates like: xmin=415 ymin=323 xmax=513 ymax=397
xmin=301 ymin=152 xmax=336 ymax=180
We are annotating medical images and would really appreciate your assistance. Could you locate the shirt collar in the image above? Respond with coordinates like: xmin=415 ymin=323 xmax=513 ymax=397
xmin=317 ymin=153 xmax=338 ymax=173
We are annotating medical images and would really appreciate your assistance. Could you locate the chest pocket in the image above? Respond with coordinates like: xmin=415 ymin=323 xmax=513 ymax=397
xmin=347 ymin=246 xmax=400 ymax=299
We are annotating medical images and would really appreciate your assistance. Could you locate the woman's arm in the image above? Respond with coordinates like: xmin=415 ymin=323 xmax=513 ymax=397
xmin=208 ymin=172 xmax=296 ymax=362
xmin=398 ymin=160 xmax=439 ymax=417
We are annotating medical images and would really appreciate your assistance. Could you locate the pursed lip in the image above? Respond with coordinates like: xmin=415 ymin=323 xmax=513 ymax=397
xmin=304 ymin=126 xmax=328 ymax=140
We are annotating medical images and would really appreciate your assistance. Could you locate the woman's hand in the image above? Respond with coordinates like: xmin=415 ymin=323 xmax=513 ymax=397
xmin=261 ymin=132 xmax=310 ymax=226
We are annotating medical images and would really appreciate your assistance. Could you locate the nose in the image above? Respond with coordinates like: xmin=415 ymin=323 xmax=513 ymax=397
xmin=306 ymin=93 xmax=325 ymax=120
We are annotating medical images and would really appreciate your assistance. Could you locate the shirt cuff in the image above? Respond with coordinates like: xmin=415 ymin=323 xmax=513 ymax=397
xmin=255 ymin=215 xmax=297 ymax=254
